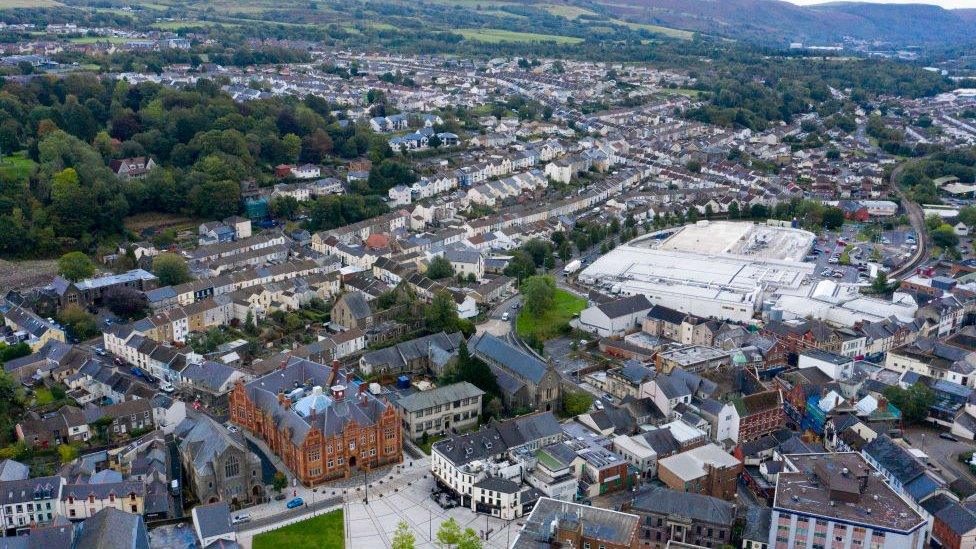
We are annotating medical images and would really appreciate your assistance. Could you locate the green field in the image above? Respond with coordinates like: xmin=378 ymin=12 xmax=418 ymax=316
xmin=0 ymin=0 xmax=60 ymax=7
xmin=613 ymin=19 xmax=694 ymax=39
xmin=70 ymin=36 xmax=130 ymax=44
xmin=0 ymin=152 xmax=36 ymax=181
xmin=516 ymin=289 xmax=586 ymax=340
xmin=151 ymin=20 xmax=239 ymax=29
xmin=253 ymin=510 xmax=344 ymax=549
xmin=457 ymin=28 xmax=583 ymax=44
xmin=541 ymin=4 xmax=599 ymax=19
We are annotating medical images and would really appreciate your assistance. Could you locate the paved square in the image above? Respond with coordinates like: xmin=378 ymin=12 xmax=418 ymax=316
xmin=345 ymin=476 xmax=523 ymax=548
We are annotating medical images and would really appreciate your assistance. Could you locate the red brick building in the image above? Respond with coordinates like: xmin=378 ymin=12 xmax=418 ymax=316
xmin=732 ymin=390 xmax=786 ymax=442
xmin=229 ymin=357 xmax=402 ymax=486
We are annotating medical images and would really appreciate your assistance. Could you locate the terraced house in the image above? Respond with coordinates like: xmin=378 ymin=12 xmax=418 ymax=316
xmin=229 ymin=357 xmax=402 ymax=485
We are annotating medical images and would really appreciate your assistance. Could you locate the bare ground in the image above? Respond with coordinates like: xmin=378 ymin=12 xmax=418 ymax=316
xmin=0 ymin=259 xmax=58 ymax=291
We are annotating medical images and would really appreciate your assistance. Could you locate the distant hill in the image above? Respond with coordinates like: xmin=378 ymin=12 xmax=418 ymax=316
xmin=592 ymin=0 xmax=976 ymax=47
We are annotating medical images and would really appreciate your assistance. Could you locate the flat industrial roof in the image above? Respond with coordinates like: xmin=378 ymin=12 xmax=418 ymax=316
xmin=775 ymin=453 xmax=926 ymax=533
xmin=649 ymin=221 xmax=815 ymax=262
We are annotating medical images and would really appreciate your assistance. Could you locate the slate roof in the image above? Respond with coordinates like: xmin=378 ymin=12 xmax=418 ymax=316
xmin=242 ymin=356 xmax=394 ymax=444
xmin=936 ymin=503 xmax=976 ymax=536
xmin=180 ymin=360 xmax=240 ymax=393
xmin=194 ymin=501 xmax=234 ymax=541
xmin=432 ymin=412 xmax=562 ymax=467
xmin=396 ymin=382 xmax=484 ymax=413
xmin=596 ymin=295 xmax=651 ymax=319
xmin=631 ymin=487 xmax=735 ymax=525
xmin=470 ymin=333 xmax=548 ymax=384
xmin=646 ymin=304 xmax=685 ymax=325
xmin=862 ymin=434 xmax=925 ymax=486
xmin=360 ymin=332 xmax=463 ymax=373
xmin=74 ymin=507 xmax=149 ymax=549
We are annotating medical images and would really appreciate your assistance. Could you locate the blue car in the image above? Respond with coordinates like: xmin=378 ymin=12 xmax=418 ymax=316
xmin=286 ymin=497 xmax=304 ymax=509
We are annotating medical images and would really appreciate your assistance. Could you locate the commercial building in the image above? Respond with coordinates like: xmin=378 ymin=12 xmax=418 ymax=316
xmin=394 ymin=382 xmax=484 ymax=440
xmin=430 ymin=412 xmax=563 ymax=518
xmin=656 ymin=443 xmax=742 ymax=501
xmin=512 ymin=497 xmax=641 ymax=549
xmin=769 ymin=453 xmax=928 ymax=549
xmin=626 ymin=487 xmax=736 ymax=549
xmin=578 ymin=221 xmax=815 ymax=323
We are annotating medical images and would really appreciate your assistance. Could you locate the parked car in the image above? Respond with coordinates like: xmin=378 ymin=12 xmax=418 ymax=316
xmin=501 ymin=312 xmax=509 ymax=321
xmin=286 ymin=497 xmax=304 ymax=509
xmin=159 ymin=381 xmax=175 ymax=393
xmin=232 ymin=513 xmax=251 ymax=525
xmin=939 ymin=433 xmax=959 ymax=442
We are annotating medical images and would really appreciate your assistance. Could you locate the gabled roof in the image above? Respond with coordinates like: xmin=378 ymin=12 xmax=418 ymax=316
xmin=596 ymin=295 xmax=651 ymax=319
xmin=470 ymin=333 xmax=548 ymax=384
xmin=631 ymin=486 xmax=735 ymax=525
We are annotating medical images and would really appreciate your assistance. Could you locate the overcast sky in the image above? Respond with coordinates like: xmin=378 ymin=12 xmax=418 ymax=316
xmin=787 ymin=0 xmax=976 ymax=8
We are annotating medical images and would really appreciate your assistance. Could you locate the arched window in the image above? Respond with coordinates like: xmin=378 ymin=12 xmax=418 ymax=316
xmin=225 ymin=455 xmax=240 ymax=478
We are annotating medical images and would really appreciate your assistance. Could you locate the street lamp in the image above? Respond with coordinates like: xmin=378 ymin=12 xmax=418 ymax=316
xmin=363 ymin=468 xmax=369 ymax=504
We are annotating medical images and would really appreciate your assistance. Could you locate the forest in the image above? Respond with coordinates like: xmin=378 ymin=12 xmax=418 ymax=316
xmin=0 ymin=74 xmax=409 ymax=257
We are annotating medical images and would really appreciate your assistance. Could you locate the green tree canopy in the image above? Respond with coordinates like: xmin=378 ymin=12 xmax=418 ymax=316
xmin=153 ymin=253 xmax=191 ymax=286
xmin=522 ymin=275 xmax=556 ymax=317
xmin=426 ymin=256 xmax=454 ymax=280
xmin=58 ymin=252 xmax=95 ymax=282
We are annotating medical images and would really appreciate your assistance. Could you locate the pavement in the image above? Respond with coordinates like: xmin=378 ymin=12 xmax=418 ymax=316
xmin=232 ymin=468 xmax=522 ymax=549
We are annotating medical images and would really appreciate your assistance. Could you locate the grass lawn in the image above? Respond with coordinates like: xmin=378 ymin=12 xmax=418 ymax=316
xmin=418 ymin=434 xmax=445 ymax=455
xmin=516 ymin=289 xmax=586 ymax=341
xmin=668 ymin=88 xmax=702 ymax=98
xmin=0 ymin=151 xmax=36 ymax=181
xmin=34 ymin=388 xmax=54 ymax=406
xmin=457 ymin=28 xmax=583 ymax=44
xmin=253 ymin=509 xmax=344 ymax=549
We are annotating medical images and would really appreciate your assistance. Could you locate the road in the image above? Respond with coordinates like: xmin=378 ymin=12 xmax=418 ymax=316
xmin=904 ymin=425 xmax=975 ymax=484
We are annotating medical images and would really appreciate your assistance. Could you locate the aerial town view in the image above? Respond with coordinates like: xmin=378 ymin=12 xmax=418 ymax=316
xmin=4 ymin=0 xmax=976 ymax=547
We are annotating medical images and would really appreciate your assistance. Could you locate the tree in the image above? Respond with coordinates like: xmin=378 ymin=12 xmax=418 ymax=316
xmin=562 ymin=391 xmax=595 ymax=417
xmin=932 ymin=224 xmax=960 ymax=249
xmin=436 ymin=517 xmax=462 ymax=547
xmin=272 ymin=471 xmax=287 ymax=493
xmin=153 ymin=253 xmax=190 ymax=286
xmin=503 ymin=250 xmax=536 ymax=283
xmin=57 ymin=444 xmax=78 ymax=463
xmin=959 ymin=206 xmax=976 ymax=228
xmin=883 ymin=384 xmax=935 ymax=425
xmin=58 ymin=305 xmax=98 ymax=340
xmin=426 ymin=256 xmax=454 ymax=279
xmin=0 ymin=343 xmax=30 ymax=364
xmin=269 ymin=195 xmax=300 ymax=220
xmin=522 ymin=275 xmax=556 ymax=317
xmin=424 ymin=291 xmax=462 ymax=334
xmin=685 ymin=159 xmax=701 ymax=173
xmin=453 ymin=341 xmax=500 ymax=399
xmin=392 ymin=521 xmax=416 ymax=549
xmin=822 ymin=207 xmax=845 ymax=230
xmin=728 ymin=201 xmax=740 ymax=219
xmin=103 ymin=286 xmax=147 ymax=319
xmin=871 ymin=271 xmax=889 ymax=294
xmin=457 ymin=529 xmax=483 ymax=549
xmin=58 ymin=252 xmax=95 ymax=282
